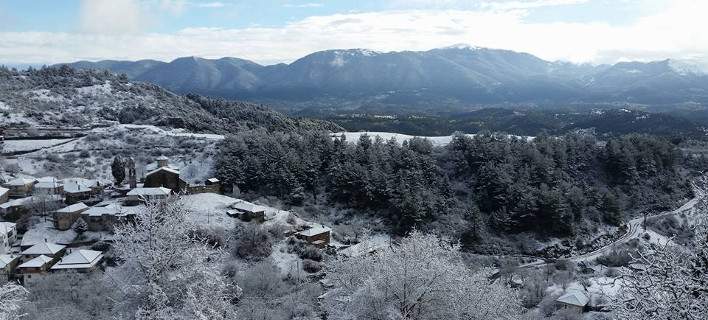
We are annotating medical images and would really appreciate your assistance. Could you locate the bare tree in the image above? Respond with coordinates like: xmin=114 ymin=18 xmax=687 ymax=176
xmin=614 ymin=201 xmax=708 ymax=320
xmin=0 ymin=282 xmax=28 ymax=320
xmin=322 ymin=231 xmax=524 ymax=320
xmin=108 ymin=196 xmax=239 ymax=319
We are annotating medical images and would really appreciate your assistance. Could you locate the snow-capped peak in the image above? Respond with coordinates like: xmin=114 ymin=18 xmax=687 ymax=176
xmin=442 ymin=43 xmax=482 ymax=50
xmin=668 ymin=59 xmax=708 ymax=75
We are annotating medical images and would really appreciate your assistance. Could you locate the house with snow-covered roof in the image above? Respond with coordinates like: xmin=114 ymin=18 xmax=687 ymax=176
xmin=81 ymin=204 xmax=134 ymax=231
xmin=63 ymin=177 xmax=106 ymax=204
xmin=295 ymin=224 xmax=332 ymax=248
xmin=21 ymin=241 xmax=66 ymax=260
xmin=229 ymin=200 xmax=267 ymax=222
xmin=17 ymin=254 xmax=55 ymax=285
xmin=0 ymin=254 xmax=20 ymax=283
xmin=34 ymin=176 xmax=63 ymax=195
xmin=126 ymin=187 xmax=171 ymax=205
xmin=51 ymin=249 xmax=103 ymax=272
xmin=556 ymin=290 xmax=589 ymax=314
xmin=2 ymin=177 xmax=37 ymax=198
xmin=0 ymin=186 xmax=9 ymax=205
xmin=0 ymin=222 xmax=17 ymax=254
xmin=54 ymin=202 xmax=89 ymax=230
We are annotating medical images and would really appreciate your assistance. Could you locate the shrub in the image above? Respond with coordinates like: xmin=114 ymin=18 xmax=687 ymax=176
xmin=596 ymin=248 xmax=632 ymax=267
xmin=231 ymin=224 xmax=273 ymax=260
xmin=302 ymin=259 xmax=322 ymax=273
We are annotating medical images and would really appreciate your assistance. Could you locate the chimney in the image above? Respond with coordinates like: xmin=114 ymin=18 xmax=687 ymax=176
xmin=157 ymin=156 xmax=168 ymax=168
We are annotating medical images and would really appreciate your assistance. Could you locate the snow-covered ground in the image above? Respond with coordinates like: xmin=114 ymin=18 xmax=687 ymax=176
xmin=8 ymin=124 xmax=219 ymax=183
xmin=334 ymin=131 xmax=533 ymax=147
xmin=2 ymin=139 xmax=74 ymax=153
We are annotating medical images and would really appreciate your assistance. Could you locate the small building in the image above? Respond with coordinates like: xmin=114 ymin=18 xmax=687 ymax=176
xmin=144 ymin=167 xmax=187 ymax=193
xmin=53 ymin=203 xmax=89 ymax=231
xmin=556 ymin=290 xmax=589 ymax=314
xmin=295 ymin=225 xmax=332 ymax=248
xmin=2 ymin=177 xmax=37 ymax=198
xmin=0 ymin=186 xmax=9 ymax=205
xmin=63 ymin=178 xmax=104 ymax=205
xmin=230 ymin=201 xmax=266 ymax=222
xmin=21 ymin=242 xmax=66 ymax=260
xmin=50 ymin=249 xmax=103 ymax=273
xmin=0 ymin=195 xmax=63 ymax=218
xmin=0 ymin=222 xmax=17 ymax=254
xmin=81 ymin=204 xmax=134 ymax=232
xmin=33 ymin=177 xmax=63 ymax=195
xmin=126 ymin=187 xmax=171 ymax=205
xmin=0 ymin=197 xmax=31 ymax=218
xmin=0 ymin=254 xmax=20 ymax=283
xmin=17 ymin=255 xmax=55 ymax=285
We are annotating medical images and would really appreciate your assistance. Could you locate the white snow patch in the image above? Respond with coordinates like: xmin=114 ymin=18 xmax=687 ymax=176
xmin=2 ymin=139 xmax=73 ymax=153
xmin=334 ymin=131 xmax=532 ymax=147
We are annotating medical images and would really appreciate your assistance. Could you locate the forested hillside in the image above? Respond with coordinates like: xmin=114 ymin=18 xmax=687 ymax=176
xmin=216 ymin=131 xmax=693 ymax=254
xmin=0 ymin=65 xmax=340 ymax=134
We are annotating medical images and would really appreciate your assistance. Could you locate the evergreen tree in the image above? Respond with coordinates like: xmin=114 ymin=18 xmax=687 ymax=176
xmin=111 ymin=156 xmax=125 ymax=185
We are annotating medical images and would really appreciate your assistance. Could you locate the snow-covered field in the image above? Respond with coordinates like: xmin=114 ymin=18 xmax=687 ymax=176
xmin=9 ymin=124 xmax=220 ymax=183
xmin=334 ymin=131 xmax=533 ymax=147
xmin=2 ymin=138 xmax=74 ymax=153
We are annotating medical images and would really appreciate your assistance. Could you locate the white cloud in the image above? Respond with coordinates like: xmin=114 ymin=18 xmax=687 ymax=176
xmin=3 ymin=0 xmax=707 ymax=66
xmin=195 ymin=2 xmax=227 ymax=8
xmin=79 ymin=0 xmax=146 ymax=34
xmin=283 ymin=3 xmax=324 ymax=8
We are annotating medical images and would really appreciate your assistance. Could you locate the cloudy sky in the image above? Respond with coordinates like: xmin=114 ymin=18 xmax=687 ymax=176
xmin=0 ymin=0 xmax=705 ymax=66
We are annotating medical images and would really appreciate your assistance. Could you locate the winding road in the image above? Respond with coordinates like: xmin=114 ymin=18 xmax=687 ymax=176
xmin=519 ymin=179 xmax=707 ymax=268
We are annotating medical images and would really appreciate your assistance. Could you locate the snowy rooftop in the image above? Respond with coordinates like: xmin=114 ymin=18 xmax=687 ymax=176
xmin=230 ymin=200 xmax=266 ymax=213
xmin=56 ymin=202 xmax=89 ymax=213
xmin=127 ymin=187 xmax=171 ymax=196
xmin=0 ymin=221 xmax=16 ymax=234
xmin=297 ymin=225 xmax=332 ymax=237
xmin=18 ymin=254 xmax=53 ymax=268
xmin=0 ymin=254 xmax=19 ymax=268
xmin=22 ymin=242 xmax=66 ymax=256
xmin=1 ymin=195 xmax=63 ymax=209
xmin=83 ymin=204 xmax=128 ymax=217
xmin=63 ymin=178 xmax=97 ymax=193
xmin=0 ymin=186 xmax=9 ymax=196
xmin=146 ymin=166 xmax=180 ymax=176
xmin=4 ymin=177 xmax=36 ymax=186
xmin=51 ymin=249 xmax=103 ymax=270
xmin=556 ymin=290 xmax=589 ymax=307
xmin=0 ymin=196 xmax=32 ymax=209
xmin=144 ymin=163 xmax=180 ymax=173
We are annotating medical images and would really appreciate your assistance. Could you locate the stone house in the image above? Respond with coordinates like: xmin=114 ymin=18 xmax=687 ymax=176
xmin=50 ymin=249 xmax=104 ymax=273
xmin=0 ymin=222 xmax=17 ymax=254
xmin=229 ymin=201 xmax=267 ymax=222
xmin=0 ymin=186 xmax=9 ymax=205
xmin=295 ymin=225 xmax=332 ymax=248
xmin=0 ymin=254 xmax=20 ymax=283
xmin=33 ymin=177 xmax=63 ymax=195
xmin=2 ymin=177 xmax=37 ymax=198
xmin=53 ymin=203 xmax=89 ymax=231
xmin=556 ymin=290 xmax=589 ymax=314
xmin=17 ymin=255 xmax=55 ymax=286
xmin=81 ymin=204 xmax=134 ymax=232
xmin=126 ymin=187 xmax=171 ymax=205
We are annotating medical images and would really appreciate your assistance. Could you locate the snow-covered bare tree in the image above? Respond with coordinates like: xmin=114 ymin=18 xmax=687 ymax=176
xmin=614 ymin=199 xmax=708 ymax=320
xmin=107 ymin=196 xmax=239 ymax=319
xmin=322 ymin=231 xmax=524 ymax=320
xmin=0 ymin=282 xmax=28 ymax=320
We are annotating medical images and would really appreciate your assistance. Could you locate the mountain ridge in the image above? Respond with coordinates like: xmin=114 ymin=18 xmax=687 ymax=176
xmin=61 ymin=46 xmax=708 ymax=111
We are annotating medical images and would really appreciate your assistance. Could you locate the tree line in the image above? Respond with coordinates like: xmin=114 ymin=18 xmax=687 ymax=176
xmin=215 ymin=130 xmax=693 ymax=250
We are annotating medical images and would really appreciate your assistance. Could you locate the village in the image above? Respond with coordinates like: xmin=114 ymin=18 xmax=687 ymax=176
xmin=0 ymin=154 xmax=344 ymax=290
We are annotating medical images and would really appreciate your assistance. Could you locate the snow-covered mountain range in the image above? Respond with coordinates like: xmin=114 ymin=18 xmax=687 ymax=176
xmin=64 ymin=46 xmax=708 ymax=111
